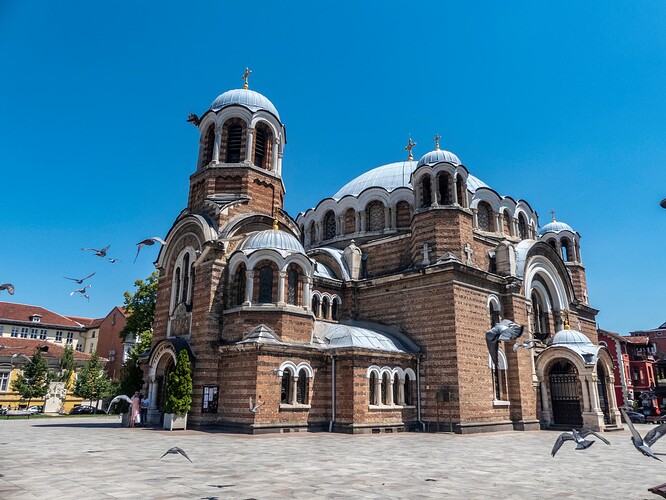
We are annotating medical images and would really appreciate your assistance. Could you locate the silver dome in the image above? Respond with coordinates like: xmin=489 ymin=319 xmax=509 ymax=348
xmin=210 ymin=88 xmax=280 ymax=119
xmin=538 ymin=220 xmax=575 ymax=236
xmin=238 ymin=230 xmax=304 ymax=254
xmin=551 ymin=329 xmax=593 ymax=346
xmin=416 ymin=149 xmax=461 ymax=167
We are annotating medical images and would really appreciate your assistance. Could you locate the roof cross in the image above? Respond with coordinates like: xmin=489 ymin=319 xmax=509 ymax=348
xmin=242 ymin=67 xmax=252 ymax=89
xmin=549 ymin=209 xmax=556 ymax=222
xmin=405 ymin=137 xmax=416 ymax=161
xmin=433 ymin=134 xmax=441 ymax=151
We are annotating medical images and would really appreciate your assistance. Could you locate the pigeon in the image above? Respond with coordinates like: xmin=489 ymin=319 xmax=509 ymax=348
xmin=160 ymin=446 xmax=192 ymax=463
xmin=10 ymin=353 xmax=31 ymax=365
xmin=82 ymin=294 xmax=90 ymax=302
xmin=81 ymin=245 xmax=110 ymax=257
xmin=249 ymin=397 xmax=264 ymax=413
xmin=108 ymin=258 xmax=121 ymax=263
xmin=64 ymin=273 xmax=95 ymax=284
xmin=134 ymin=237 xmax=166 ymax=263
xmin=186 ymin=113 xmax=200 ymax=126
xmin=0 ymin=283 xmax=15 ymax=295
xmin=70 ymin=284 xmax=92 ymax=296
xmin=485 ymin=319 xmax=524 ymax=368
xmin=107 ymin=395 xmax=133 ymax=413
xmin=513 ymin=338 xmax=540 ymax=351
xmin=551 ymin=428 xmax=610 ymax=457
xmin=621 ymin=408 xmax=666 ymax=461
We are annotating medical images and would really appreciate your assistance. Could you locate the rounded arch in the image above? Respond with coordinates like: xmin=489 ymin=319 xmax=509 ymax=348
xmin=295 ymin=362 xmax=314 ymax=378
xmin=366 ymin=365 xmax=381 ymax=378
xmin=404 ymin=367 xmax=416 ymax=380
xmin=278 ymin=360 xmax=298 ymax=377
xmin=391 ymin=366 xmax=405 ymax=379
xmin=488 ymin=348 xmax=508 ymax=370
xmin=523 ymin=256 xmax=570 ymax=312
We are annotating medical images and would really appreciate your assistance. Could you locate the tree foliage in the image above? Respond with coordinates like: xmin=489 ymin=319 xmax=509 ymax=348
xmin=59 ymin=345 xmax=76 ymax=387
xmin=73 ymin=352 xmax=110 ymax=408
xmin=165 ymin=350 xmax=192 ymax=415
xmin=11 ymin=350 xmax=53 ymax=406
xmin=120 ymin=271 xmax=158 ymax=346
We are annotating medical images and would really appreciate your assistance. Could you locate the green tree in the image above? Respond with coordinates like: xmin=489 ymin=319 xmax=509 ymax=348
xmin=165 ymin=350 xmax=192 ymax=415
xmin=120 ymin=271 xmax=158 ymax=353
xmin=73 ymin=352 xmax=110 ymax=410
xmin=11 ymin=350 xmax=53 ymax=408
xmin=59 ymin=345 xmax=76 ymax=388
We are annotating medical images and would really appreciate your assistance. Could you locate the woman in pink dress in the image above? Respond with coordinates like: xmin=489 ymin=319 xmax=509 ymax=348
xmin=129 ymin=392 xmax=141 ymax=428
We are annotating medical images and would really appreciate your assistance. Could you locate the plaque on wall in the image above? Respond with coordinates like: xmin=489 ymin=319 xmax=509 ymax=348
xmin=169 ymin=302 xmax=191 ymax=337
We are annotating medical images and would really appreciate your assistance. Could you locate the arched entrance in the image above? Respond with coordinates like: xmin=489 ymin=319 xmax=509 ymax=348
xmin=548 ymin=360 xmax=583 ymax=427
xmin=155 ymin=354 xmax=175 ymax=416
xmin=596 ymin=363 xmax=611 ymax=424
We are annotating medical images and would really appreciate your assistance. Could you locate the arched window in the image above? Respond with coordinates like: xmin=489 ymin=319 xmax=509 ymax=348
xmin=173 ymin=267 xmax=181 ymax=310
xmin=477 ymin=202 xmax=494 ymax=232
xmin=396 ymin=201 xmax=411 ymax=229
xmin=404 ymin=373 xmax=413 ymax=405
xmin=490 ymin=350 xmax=509 ymax=401
xmin=258 ymin=265 xmax=274 ymax=304
xmin=438 ymin=174 xmax=451 ymax=205
xmin=456 ymin=176 xmax=466 ymax=207
xmin=393 ymin=373 xmax=400 ymax=405
xmin=321 ymin=296 xmax=330 ymax=319
xmin=226 ymin=123 xmax=243 ymax=163
xmin=366 ymin=201 xmax=385 ymax=232
xmin=254 ymin=123 xmax=272 ymax=169
xmin=369 ymin=372 xmax=377 ymax=405
xmin=287 ymin=268 xmax=299 ymax=305
xmin=561 ymin=238 xmax=573 ymax=262
xmin=344 ymin=208 xmax=356 ymax=234
xmin=309 ymin=222 xmax=316 ymax=245
xmin=489 ymin=300 xmax=501 ymax=327
xmin=299 ymin=225 xmax=305 ymax=244
xmin=323 ymin=211 xmax=336 ymax=240
xmin=421 ymin=177 xmax=432 ymax=207
xmin=531 ymin=290 xmax=549 ymax=336
xmin=296 ymin=368 xmax=308 ymax=404
xmin=311 ymin=295 xmax=320 ymax=317
xmin=182 ymin=253 xmax=190 ymax=304
xmin=503 ymin=212 xmax=512 ymax=236
xmin=381 ymin=372 xmax=391 ymax=404
xmin=331 ymin=298 xmax=340 ymax=320
xmin=171 ymin=248 xmax=196 ymax=311
xmin=202 ymin=125 xmax=215 ymax=166
xmin=236 ymin=267 xmax=246 ymax=306
xmin=548 ymin=239 xmax=557 ymax=250
xmin=518 ymin=214 xmax=528 ymax=240
xmin=281 ymin=369 xmax=292 ymax=404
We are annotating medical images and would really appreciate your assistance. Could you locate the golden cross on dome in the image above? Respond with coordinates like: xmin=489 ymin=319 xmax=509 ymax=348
xmin=405 ymin=137 xmax=417 ymax=161
xmin=242 ymin=67 xmax=253 ymax=89
xmin=433 ymin=134 xmax=441 ymax=151
xmin=549 ymin=209 xmax=556 ymax=222
xmin=563 ymin=310 xmax=570 ymax=330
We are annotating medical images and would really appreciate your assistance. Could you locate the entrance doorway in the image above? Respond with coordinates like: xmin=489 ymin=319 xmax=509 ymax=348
xmin=596 ymin=363 xmax=611 ymax=424
xmin=549 ymin=360 xmax=583 ymax=427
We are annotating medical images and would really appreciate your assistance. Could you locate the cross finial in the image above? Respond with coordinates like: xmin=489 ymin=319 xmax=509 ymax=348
xmin=242 ymin=67 xmax=252 ymax=89
xmin=433 ymin=134 xmax=441 ymax=151
xmin=405 ymin=136 xmax=416 ymax=161
xmin=563 ymin=310 xmax=570 ymax=330
xmin=549 ymin=209 xmax=556 ymax=222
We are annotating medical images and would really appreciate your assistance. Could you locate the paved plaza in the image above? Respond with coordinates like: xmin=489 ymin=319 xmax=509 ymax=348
xmin=0 ymin=416 xmax=663 ymax=499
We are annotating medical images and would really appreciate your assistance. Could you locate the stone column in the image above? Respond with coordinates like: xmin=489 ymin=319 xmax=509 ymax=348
xmin=360 ymin=212 xmax=366 ymax=233
xmin=271 ymin=138 xmax=279 ymax=172
xmin=375 ymin=377 xmax=382 ymax=406
xmin=399 ymin=380 xmax=405 ymax=405
xmin=213 ymin=127 xmax=222 ymax=163
xmin=245 ymin=127 xmax=255 ymax=164
xmin=390 ymin=206 xmax=397 ymax=229
xmin=243 ymin=271 xmax=254 ymax=305
xmin=496 ymin=213 xmax=503 ymax=234
xmin=539 ymin=380 xmax=552 ymax=425
xmin=277 ymin=271 xmax=286 ymax=306
xmin=579 ymin=374 xmax=590 ymax=412
xmin=472 ymin=208 xmax=478 ymax=228
xmin=430 ymin=178 xmax=438 ymax=207
xmin=452 ymin=179 xmax=459 ymax=205
xmin=384 ymin=206 xmax=390 ymax=231
xmin=387 ymin=377 xmax=394 ymax=406
xmin=291 ymin=376 xmax=299 ymax=405
xmin=302 ymin=277 xmax=311 ymax=309
xmin=147 ymin=377 xmax=160 ymax=424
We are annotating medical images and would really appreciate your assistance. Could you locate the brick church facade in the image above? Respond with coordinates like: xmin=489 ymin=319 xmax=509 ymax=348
xmin=144 ymin=80 xmax=622 ymax=433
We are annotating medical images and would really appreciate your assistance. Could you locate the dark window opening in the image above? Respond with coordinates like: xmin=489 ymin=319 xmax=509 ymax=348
xmin=258 ymin=265 xmax=273 ymax=304
xmin=254 ymin=126 xmax=269 ymax=168
xmin=226 ymin=124 xmax=242 ymax=163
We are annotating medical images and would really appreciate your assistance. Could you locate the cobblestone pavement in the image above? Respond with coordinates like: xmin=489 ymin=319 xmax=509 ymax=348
xmin=0 ymin=416 xmax=663 ymax=499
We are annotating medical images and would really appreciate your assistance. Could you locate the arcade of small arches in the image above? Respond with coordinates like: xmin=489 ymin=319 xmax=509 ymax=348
xmin=310 ymin=291 xmax=342 ymax=321
xmin=542 ymin=232 xmax=582 ymax=263
xmin=412 ymin=165 xmax=468 ymax=210
xmin=170 ymin=247 xmax=197 ymax=313
xmin=278 ymin=361 xmax=314 ymax=406
xmin=367 ymin=366 xmax=416 ymax=407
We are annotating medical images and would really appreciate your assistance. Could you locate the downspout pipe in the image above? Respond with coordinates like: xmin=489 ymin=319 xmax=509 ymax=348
xmin=329 ymin=352 xmax=336 ymax=432
xmin=417 ymin=355 xmax=426 ymax=432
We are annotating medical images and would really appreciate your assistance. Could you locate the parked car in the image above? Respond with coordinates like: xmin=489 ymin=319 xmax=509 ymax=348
xmin=69 ymin=405 xmax=101 ymax=415
xmin=27 ymin=405 xmax=43 ymax=414
xmin=622 ymin=409 xmax=646 ymax=424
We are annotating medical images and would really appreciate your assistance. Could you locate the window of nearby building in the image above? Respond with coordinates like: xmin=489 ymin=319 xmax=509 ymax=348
xmin=226 ymin=122 xmax=243 ymax=163
xmin=20 ymin=328 xmax=28 ymax=338
xmin=89 ymin=342 xmax=94 ymax=354
xmin=10 ymin=327 xmax=18 ymax=338
xmin=30 ymin=328 xmax=38 ymax=339
xmin=0 ymin=326 xmax=3 ymax=336
xmin=66 ymin=332 xmax=74 ymax=344
xmin=236 ymin=267 xmax=246 ymax=306
xmin=311 ymin=295 xmax=320 ymax=317
xmin=39 ymin=329 xmax=47 ymax=340
xmin=55 ymin=331 xmax=63 ymax=342
xmin=76 ymin=344 xmax=83 ymax=352
xmin=0 ymin=372 xmax=9 ymax=392
xmin=92 ymin=331 xmax=96 ymax=338
xmin=31 ymin=316 xmax=40 ymax=322
xmin=109 ymin=350 xmax=116 ymax=362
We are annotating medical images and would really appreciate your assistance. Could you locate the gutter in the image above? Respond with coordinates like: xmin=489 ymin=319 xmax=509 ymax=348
xmin=417 ymin=356 xmax=426 ymax=432
xmin=329 ymin=352 xmax=336 ymax=432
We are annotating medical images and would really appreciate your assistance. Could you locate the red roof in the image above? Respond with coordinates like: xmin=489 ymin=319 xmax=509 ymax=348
xmin=0 ymin=301 xmax=86 ymax=329
xmin=599 ymin=329 xmax=649 ymax=345
xmin=67 ymin=316 xmax=103 ymax=328
xmin=0 ymin=337 xmax=93 ymax=361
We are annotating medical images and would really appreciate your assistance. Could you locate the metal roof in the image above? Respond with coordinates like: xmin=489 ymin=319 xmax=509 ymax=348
xmin=416 ymin=149 xmax=461 ymax=167
xmin=313 ymin=321 xmax=419 ymax=353
xmin=238 ymin=229 xmax=305 ymax=255
xmin=538 ymin=220 xmax=575 ymax=236
xmin=210 ymin=88 xmax=280 ymax=119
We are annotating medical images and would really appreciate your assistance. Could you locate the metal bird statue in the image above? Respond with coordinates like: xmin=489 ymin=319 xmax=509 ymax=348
xmin=485 ymin=319 xmax=524 ymax=368
xmin=64 ymin=273 xmax=95 ymax=284
xmin=551 ymin=428 xmax=610 ymax=457
xmin=186 ymin=113 xmax=200 ymax=126
xmin=160 ymin=446 xmax=192 ymax=463
xmin=70 ymin=284 xmax=92 ymax=296
xmin=81 ymin=245 xmax=110 ymax=258
xmin=621 ymin=408 xmax=666 ymax=461
xmin=134 ymin=237 xmax=166 ymax=263
xmin=249 ymin=397 xmax=265 ymax=413
xmin=0 ymin=283 xmax=15 ymax=295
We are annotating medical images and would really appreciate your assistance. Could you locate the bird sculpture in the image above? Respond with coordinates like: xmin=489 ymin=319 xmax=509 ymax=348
xmin=485 ymin=319 xmax=524 ymax=368
xmin=0 ymin=283 xmax=15 ymax=295
xmin=134 ymin=237 xmax=166 ymax=263
xmin=82 ymin=245 xmax=110 ymax=257
xmin=108 ymin=258 xmax=121 ymax=263
xmin=621 ymin=407 xmax=666 ymax=461
xmin=160 ymin=446 xmax=192 ymax=463
xmin=107 ymin=395 xmax=133 ymax=413
xmin=186 ymin=113 xmax=200 ymax=126
xmin=70 ymin=285 xmax=92 ymax=296
xmin=551 ymin=428 xmax=610 ymax=457
xmin=64 ymin=273 xmax=95 ymax=284
xmin=249 ymin=397 xmax=265 ymax=413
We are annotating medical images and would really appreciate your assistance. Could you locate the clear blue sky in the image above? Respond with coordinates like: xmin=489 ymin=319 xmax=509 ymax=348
xmin=1 ymin=1 xmax=664 ymax=334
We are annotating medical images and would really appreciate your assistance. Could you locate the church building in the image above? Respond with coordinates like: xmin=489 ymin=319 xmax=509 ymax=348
xmin=145 ymin=75 xmax=622 ymax=434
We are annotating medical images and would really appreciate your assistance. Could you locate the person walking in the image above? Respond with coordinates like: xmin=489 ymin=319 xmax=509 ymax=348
xmin=140 ymin=394 xmax=149 ymax=427
xmin=129 ymin=392 xmax=141 ymax=428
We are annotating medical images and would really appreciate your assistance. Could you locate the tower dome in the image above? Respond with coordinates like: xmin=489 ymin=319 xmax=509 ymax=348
xmin=417 ymin=149 xmax=461 ymax=167
xmin=239 ymin=229 xmax=305 ymax=255
xmin=538 ymin=219 xmax=575 ymax=236
xmin=210 ymin=88 xmax=280 ymax=120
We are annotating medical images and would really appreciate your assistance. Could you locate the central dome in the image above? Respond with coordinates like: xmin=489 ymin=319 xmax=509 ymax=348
xmin=210 ymin=88 xmax=280 ymax=119
xmin=239 ymin=229 xmax=304 ymax=254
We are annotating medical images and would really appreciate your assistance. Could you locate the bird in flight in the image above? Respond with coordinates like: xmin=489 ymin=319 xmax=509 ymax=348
xmin=82 ymin=245 xmax=110 ymax=257
xmin=620 ymin=407 xmax=666 ymax=461
xmin=108 ymin=258 xmax=120 ymax=263
xmin=249 ymin=397 xmax=265 ymax=413
xmin=64 ymin=273 xmax=95 ymax=284
xmin=513 ymin=338 xmax=540 ymax=352
xmin=107 ymin=395 xmax=133 ymax=413
xmin=160 ymin=446 xmax=192 ymax=463
xmin=10 ymin=353 xmax=31 ymax=365
xmin=82 ymin=294 xmax=90 ymax=302
xmin=485 ymin=319 xmax=524 ymax=368
xmin=186 ymin=113 xmax=200 ymax=126
xmin=134 ymin=237 xmax=166 ymax=263
xmin=70 ymin=285 xmax=92 ymax=296
xmin=0 ymin=283 xmax=15 ymax=295
xmin=551 ymin=428 xmax=610 ymax=457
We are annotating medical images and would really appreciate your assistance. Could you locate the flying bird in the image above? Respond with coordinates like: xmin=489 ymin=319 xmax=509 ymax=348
xmin=485 ymin=319 xmax=524 ymax=368
xmin=10 ymin=353 xmax=31 ymax=365
xmin=134 ymin=237 xmax=166 ymax=263
xmin=108 ymin=258 xmax=121 ymax=263
xmin=186 ymin=113 xmax=200 ymax=126
xmin=160 ymin=446 xmax=192 ymax=463
xmin=249 ymin=397 xmax=264 ymax=413
xmin=107 ymin=395 xmax=133 ymax=413
xmin=64 ymin=273 xmax=95 ymax=284
xmin=82 ymin=245 xmax=110 ymax=257
xmin=551 ymin=428 xmax=610 ymax=457
xmin=70 ymin=285 xmax=92 ymax=296
xmin=0 ymin=283 xmax=15 ymax=295
xmin=82 ymin=294 xmax=90 ymax=302
xmin=621 ymin=408 xmax=666 ymax=461
xmin=513 ymin=338 xmax=541 ymax=352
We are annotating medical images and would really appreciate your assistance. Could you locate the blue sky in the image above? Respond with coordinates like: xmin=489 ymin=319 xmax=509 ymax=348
xmin=1 ymin=1 xmax=664 ymax=333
